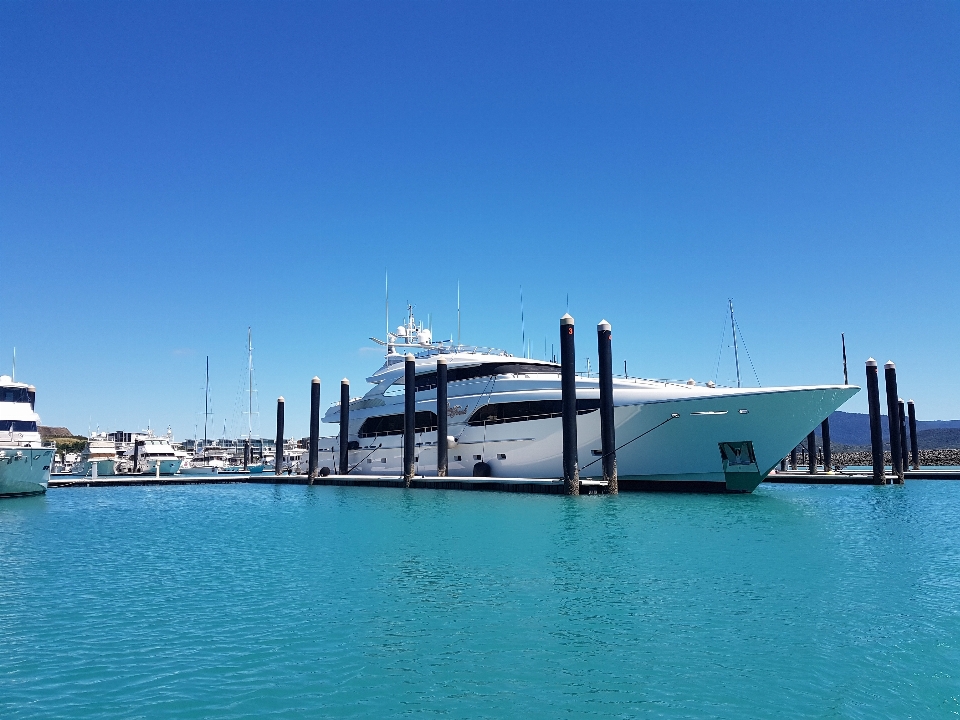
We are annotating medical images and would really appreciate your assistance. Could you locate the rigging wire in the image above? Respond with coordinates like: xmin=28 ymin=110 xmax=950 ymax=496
xmin=733 ymin=316 xmax=762 ymax=387
xmin=713 ymin=310 xmax=727 ymax=384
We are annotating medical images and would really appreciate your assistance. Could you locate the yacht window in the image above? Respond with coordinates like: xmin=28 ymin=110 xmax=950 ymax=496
xmin=358 ymin=411 xmax=439 ymax=438
xmin=0 ymin=387 xmax=31 ymax=403
xmin=0 ymin=420 xmax=37 ymax=432
xmin=467 ymin=399 xmax=600 ymax=426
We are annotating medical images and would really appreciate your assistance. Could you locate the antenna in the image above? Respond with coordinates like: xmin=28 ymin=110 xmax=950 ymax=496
xmin=729 ymin=299 xmax=741 ymax=388
xmin=520 ymin=285 xmax=525 ymax=357
xmin=457 ymin=281 xmax=461 ymax=346
xmin=385 ymin=270 xmax=389 ymax=340
xmin=841 ymin=333 xmax=848 ymax=385
xmin=11 ymin=347 xmax=15 ymax=382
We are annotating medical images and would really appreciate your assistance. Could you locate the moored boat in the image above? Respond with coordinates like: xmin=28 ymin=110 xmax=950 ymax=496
xmin=318 ymin=308 xmax=858 ymax=493
xmin=0 ymin=375 xmax=55 ymax=497
xmin=74 ymin=432 xmax=120 ymax=476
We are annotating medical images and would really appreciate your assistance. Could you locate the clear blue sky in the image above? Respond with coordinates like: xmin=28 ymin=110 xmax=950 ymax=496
xmin=2 ymin=1 xmax=958 ymax=438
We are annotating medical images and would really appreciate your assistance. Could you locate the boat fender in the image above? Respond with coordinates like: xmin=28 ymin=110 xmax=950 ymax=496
xmin=446 ymin=435 xmax=457 ymax=449
xmin=472 ymin=461 xmax=491 ymax=478
xmin=319 ymin=466 xmax=330 ymax=477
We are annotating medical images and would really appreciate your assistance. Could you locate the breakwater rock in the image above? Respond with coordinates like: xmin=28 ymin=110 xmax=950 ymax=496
xmin=831 ymin=449 xmax=960 ymax=468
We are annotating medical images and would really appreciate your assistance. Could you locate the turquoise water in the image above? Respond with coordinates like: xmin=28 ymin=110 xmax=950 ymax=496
xmin=2 ymin=483 xmax=959 ymax=718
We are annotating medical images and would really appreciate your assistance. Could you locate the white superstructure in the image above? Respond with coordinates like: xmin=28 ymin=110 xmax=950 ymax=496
xmin=318 ymin=309 xmax=858 ymax=493
xmin=0 ymin=376 xmax=55 ymax=497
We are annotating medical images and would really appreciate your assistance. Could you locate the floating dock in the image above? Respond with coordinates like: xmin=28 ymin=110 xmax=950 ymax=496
xmin=48 ymin=473 xmax=610 ymax=494
xmin=765 ymin=469 xmax=960 ymax=484
xmin=48 ymin=469 xmax=960 ymax=493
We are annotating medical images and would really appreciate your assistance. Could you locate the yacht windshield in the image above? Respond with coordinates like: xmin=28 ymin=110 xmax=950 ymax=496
xmin=387 ymin=361 xmax=560 ymax=393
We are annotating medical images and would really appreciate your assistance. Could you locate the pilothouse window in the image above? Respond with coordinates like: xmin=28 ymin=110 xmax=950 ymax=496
xmin=468 ymin=399 xmax=600 ymax=426
xmin=0 ymin=387 xmax=31 ymax=403
xmin=0 ymin=420 xmax=37 ymax=432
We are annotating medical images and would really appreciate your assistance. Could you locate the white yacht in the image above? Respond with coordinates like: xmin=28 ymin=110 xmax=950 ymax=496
xmin=318 ymin=309 xmax=857 ymax=493
xmin=119 ymin=430 xmax=183 ymax=475
xmin=180 ymin=443 xmax=237 ymax=475
xmin=75 ymin=432 xmax=120 ymax=476
xmin=0 ymin=376 xmax=55 ymax=497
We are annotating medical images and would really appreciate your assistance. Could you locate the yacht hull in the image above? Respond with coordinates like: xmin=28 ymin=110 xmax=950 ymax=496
xmin=0 ymin=447 xmax=53 ymax=497
xmin=343 ymin=385 xmax=857 ymax=493
xmin=140 ymin=459 xmax=183 ymax=476
xmin=76 ymin=459 xmax=119 ymax=477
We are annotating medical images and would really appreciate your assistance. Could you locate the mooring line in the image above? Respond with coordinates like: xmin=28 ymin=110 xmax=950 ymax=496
xmin=579 ymin=412 xmax=680 ymax=472
xmin=347 ymin=443 xmax=382 ymax=475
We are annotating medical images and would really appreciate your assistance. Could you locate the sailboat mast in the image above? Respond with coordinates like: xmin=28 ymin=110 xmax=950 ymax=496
xmin=729 ymin=299 xmax=741 ymax=388
xmin=247 ymin=327 xmax=253 ymax=440
xmin=204 ymin=356 xmax=209 ymax=450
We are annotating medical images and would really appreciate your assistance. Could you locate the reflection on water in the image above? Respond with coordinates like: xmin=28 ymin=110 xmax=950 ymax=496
xmin=1 ymin=482 xmax=959 ymax=718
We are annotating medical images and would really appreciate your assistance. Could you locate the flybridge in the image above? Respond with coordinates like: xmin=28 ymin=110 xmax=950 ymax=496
xmin=367 ymin=304 xmax=525 ymax=375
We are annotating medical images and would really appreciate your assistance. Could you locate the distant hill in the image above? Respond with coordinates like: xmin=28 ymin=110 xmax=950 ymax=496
xmin=39 ymin=426 xmax=78 ymax=439
xmin=815 ymin=411 xmax=960 ymax=448
xmin=916 ymin=428 xmax=960 ymax=449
